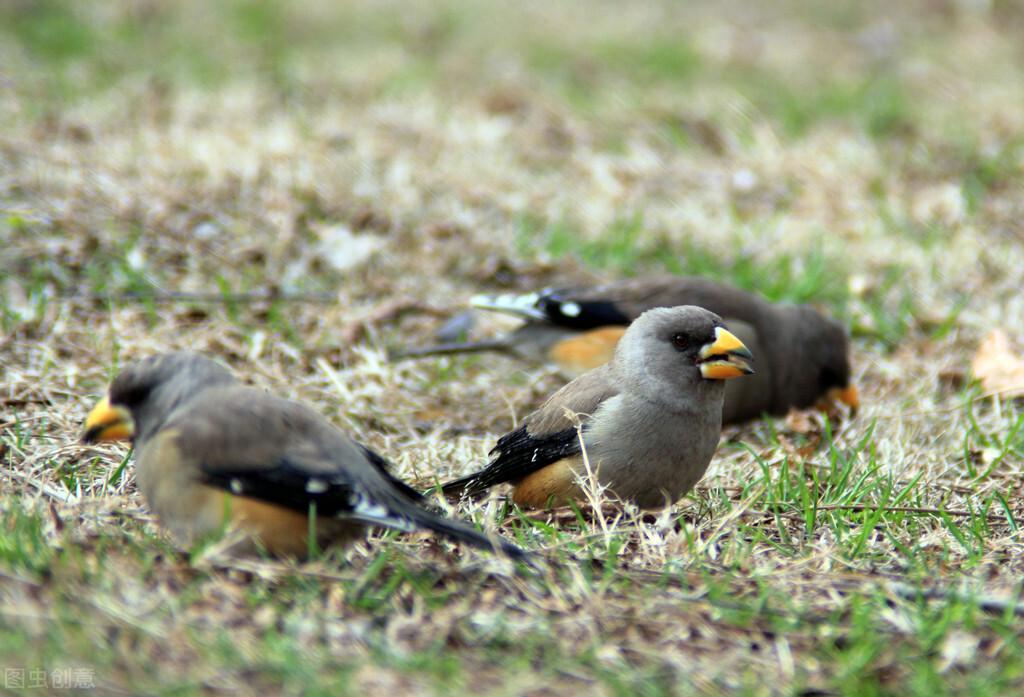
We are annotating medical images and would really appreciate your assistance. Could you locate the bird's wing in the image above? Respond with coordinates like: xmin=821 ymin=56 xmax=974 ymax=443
xmin=168 ymin=388 xmax=526 ymax=556
xmin=552 ymin=276 xmax=775 ymax=326
xmin=475 ymin=275 xmax=772 ymax=330
xmin=441 ymin=364 xmax=619 ymax=495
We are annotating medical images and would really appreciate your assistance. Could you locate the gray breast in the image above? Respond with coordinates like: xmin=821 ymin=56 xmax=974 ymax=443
xmin=580 ymin=392 xmax=723 ymax=508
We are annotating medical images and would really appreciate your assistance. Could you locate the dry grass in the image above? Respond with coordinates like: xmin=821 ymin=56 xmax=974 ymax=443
xmin=2 ymin=0 xmax=1024 ymax=694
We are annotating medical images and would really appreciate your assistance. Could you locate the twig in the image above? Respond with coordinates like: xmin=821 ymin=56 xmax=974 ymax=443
xmin=337 ymin=299 xmax=448 ymax=344
xmin=391 ymin=338 xmax=512 ymax=361
xmin=758 ymin=503 xmax=1010 ymax=520
xmin=886 ymin=581 xmax=1024 ymax=617
xmin=59 ymin=290 xmax=338 ymax=304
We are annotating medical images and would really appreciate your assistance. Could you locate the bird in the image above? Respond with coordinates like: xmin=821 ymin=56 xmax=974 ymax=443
xmin=81 ymin=352 xmax=525 ymax=559
xmin=439 ymin=306 xmax=755 ymax=509
xmin=397 ymin=275 xmax=858 ymax=424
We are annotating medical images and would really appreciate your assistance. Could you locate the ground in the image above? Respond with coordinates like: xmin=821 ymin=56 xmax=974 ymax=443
xmin=2 ymin=1 xmax=1024 ymax=695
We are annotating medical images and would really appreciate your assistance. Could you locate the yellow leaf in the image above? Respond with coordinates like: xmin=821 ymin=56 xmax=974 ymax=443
xmin=970 ymin=330 xmax=1024 ymax=398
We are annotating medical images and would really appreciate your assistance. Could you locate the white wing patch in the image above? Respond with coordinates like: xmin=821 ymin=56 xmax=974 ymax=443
xmin=559 ymin=301 xmax=581 ymax=317
xmin=229 ymin=478 xmax=244 ymax=495
xmin=471 ymin=292 xmax=546 ymax=320
xmin=305 ymin=478 xmax=328 ymax=494
xmin=347 ymin=492 xmax=418 ymax=532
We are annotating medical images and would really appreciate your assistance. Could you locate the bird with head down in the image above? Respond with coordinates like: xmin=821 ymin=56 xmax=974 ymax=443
xmin=82 ymin=352 xmax=525 ymax=559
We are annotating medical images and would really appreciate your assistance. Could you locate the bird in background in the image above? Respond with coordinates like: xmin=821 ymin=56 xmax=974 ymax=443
xmin=397 ymin=275 xmax=858 ymax=425
xmin=81 ymin=352 xmax=525 ymax=559
xmin=439 ymin=306 xmax=755 ymax=509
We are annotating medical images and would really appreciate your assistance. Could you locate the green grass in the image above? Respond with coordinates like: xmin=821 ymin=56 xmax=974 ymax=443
xmin=742 ymin=71 xmax=914 ymax=140
xmin=515 ymin=212 xmax=852 ymax=310
xmin=960 ymin=138 xmax=1024 ymax=216
xmin=0 ymin=505 xmax=56 ymax=577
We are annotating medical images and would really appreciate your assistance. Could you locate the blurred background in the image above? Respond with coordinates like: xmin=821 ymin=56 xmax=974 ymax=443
xmin=2 ymin=0 xmax=1021 ymax=353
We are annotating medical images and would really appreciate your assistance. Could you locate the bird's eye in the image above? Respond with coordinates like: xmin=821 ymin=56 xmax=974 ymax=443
xmin=670 ymin=333 xmax=690 ymax=351
xmin=112 ymin=381 xmax=152 ymax=408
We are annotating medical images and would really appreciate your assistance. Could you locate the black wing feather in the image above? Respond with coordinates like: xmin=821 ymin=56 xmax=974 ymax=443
xmin=201 ymin=452 xmax=529 ymax=559
xmin=199 ymin=457 xmax=364 ymax=517
xmin=199 ymin=443 xmax=423 ymax=517
xmin=357 ymin=444 xmax=423 ymax=502
xmin=440 ymin=424 xmax=582 ymax=496
xmin=536 ymin=292 xmax=631 ymax=330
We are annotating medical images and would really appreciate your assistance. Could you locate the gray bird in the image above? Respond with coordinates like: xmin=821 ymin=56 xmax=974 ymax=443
xmin=440 ymin=306 xmax=755 ymax=509
xmin=397 ymin=276 xmax=857 ymax=424
xmin=81 ymin=352 xmax=525 ymax=558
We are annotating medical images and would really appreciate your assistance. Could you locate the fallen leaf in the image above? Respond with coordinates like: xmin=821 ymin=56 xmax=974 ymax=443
xmin=970 ymin=330 xmax=1024 ymax=398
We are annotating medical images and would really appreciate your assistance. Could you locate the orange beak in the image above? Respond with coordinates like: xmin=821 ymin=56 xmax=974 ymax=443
xmin=81 ymin=396 xmax=134 ymax=443
xmin=699 ymin=327 xmax=755 ymax=380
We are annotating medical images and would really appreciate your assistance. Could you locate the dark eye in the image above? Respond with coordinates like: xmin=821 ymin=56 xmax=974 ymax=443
xmin=670 ymin=333 xmax=690 ymax=351
xmin=111 ymin=377 xmax=153 ymax=409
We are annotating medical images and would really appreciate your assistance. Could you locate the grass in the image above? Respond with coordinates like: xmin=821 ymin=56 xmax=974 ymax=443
xmin=3 ymin=0 xmax=1024 ymax=694
xmin=515 ymin=212 xmax=852 ymax=308
xmin=740 ymin=71 xmax=914 ymax=140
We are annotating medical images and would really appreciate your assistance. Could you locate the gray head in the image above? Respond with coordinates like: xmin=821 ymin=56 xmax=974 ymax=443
xmin=613 ymin=306 xmax=755 ymax=411
xmin=82 ymin=352 xmax=237 ymax=445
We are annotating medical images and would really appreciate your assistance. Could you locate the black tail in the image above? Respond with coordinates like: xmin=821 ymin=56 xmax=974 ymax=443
xmin=399 ymin=503 xmax=528 ymax=560
xmin=357 ymin=444 xmax=527 ymax=559
xmin=437 ymin=472 xmax=490 ymax=498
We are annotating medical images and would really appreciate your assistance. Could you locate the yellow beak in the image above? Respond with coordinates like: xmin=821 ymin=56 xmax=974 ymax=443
xmin=81 ymin=396 xmax=134 ymax=443
xmin=698 ymin=327 xmax=755 ymax=380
